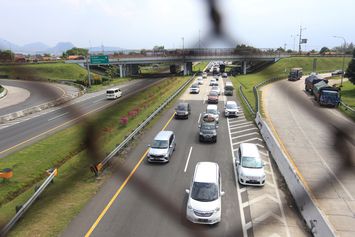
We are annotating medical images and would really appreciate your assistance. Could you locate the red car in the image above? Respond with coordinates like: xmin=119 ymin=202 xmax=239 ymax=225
xmin=207 ymin=91 xmax=219 ymax=104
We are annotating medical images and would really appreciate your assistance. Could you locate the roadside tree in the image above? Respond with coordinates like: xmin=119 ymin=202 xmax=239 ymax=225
xmin=345 ymin=49 xmax=355 ymax=84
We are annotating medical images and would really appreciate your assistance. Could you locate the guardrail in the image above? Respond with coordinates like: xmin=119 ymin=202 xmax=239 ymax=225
xmin=239 ymin=76 xmax=337 ymax=236
xmin=0 ymin=168 xmax=58 ymax=237
xmin=339 ymin=101 xmax=355 ymax=113
xmin=90 ymin=73 xmax=196 ymax=176
xmin=238 ymin=85 xmax=255 ymax=115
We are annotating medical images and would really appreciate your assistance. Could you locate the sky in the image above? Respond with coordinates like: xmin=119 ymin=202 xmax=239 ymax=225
xmin=1 ymin=0 xmax=354 ymax=50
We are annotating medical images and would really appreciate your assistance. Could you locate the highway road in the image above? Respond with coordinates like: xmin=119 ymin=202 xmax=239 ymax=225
xmin=0 ymin=79 xmax=67 ymax=116
xmin=61 ymin=73 xmax=309 ymax=237
xmin=262 ymin=78 xmax=355 ymax=236
xmin=0 ymin=78 xmax=166 ymax=158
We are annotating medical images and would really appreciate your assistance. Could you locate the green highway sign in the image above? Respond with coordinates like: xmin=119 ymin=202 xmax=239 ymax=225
xmin=90 ymin=55 xmax=109 ymax=64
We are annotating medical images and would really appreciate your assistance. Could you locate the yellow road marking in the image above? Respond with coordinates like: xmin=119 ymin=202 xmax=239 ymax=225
xmin=262 ymin=84 xmax=314 ymax=195
xmin=85 ymin=112 xmax=176 ymax=237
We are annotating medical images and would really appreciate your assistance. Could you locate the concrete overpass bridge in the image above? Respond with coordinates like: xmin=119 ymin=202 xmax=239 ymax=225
xmin=65 ymin=48 xmax=289 ymax=77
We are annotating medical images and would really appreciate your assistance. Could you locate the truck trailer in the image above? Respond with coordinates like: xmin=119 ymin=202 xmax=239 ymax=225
xmin=305 ymin=73 xmax=329 ymax=94
xmin=313 ymin=81 xmax=340 ymax=107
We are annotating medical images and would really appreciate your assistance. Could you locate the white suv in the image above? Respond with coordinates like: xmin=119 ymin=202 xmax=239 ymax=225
xmin=186 ymin=162 xmax=224 ymax=224
xmin=224 ymin=101 xmax=239 ymax=117
xmin=205 ymin=104 xmax=219 ymax=122
xmin=236 ymin=143 xmax=265 ymax=186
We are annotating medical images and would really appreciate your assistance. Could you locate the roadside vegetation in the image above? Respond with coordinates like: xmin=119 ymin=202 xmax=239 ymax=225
xmin=0 ymin=85 xmax=4 ymax=93
xmin=231 ymin=56 xmax=351 ymax=119
xmin=337 ymin=81 xmax=355 ymax=120
xmin=193 ymin=61 xmax=209 ymax=72
xmin=0 ymin=63 xmax=90 ymax=81
xmin=0 ymin=76 xmax=190 ymax=236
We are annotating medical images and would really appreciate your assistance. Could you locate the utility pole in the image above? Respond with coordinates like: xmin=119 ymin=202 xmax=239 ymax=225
xmin=298 ymin=25 xmax=306 ymax=54
xmin=86 ymin=54 xmax=91 ymax=88
xmin=198 ymin=30 xmax=201 ymax=50
xmin=333 ymin=35 xmax=347 ymax=86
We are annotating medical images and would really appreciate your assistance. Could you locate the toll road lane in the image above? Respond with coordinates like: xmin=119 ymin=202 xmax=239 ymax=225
xmin=0 ymin=78 xmax=165 ymax=158
xmin=62 ymin=75 xmax=244 ymax=237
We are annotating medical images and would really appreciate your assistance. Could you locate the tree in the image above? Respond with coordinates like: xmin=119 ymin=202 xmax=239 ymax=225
xmin=65 ymin=47 xmax=89 ymax=56
xmin=319 ymin=47 xmax=330 ymax=54
xmin=345 ymin=49 xmax=355 ymax=84
xmin=153 ymin=45 xmax=164 ymax=51
xmin=0 ymin=50 xmax=14 ymax=61
xmin=106 ymin=65 xmax=118 ymax=80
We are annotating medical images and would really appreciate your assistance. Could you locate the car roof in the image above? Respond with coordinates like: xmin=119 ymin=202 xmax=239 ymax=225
xmin=240 ymin=143 xmax=260 ymax=158
xmin=177 ymin=102 xmax=188 ymax=107
xmin=154 ymin=130 xmax=174 ymax=140
xmin=207 ymin=104 xmax=218 ymax=109
xmin=107 ymin=87 xmax=120 ymax=91
xmin=226 ymin=101 xmax=237 ymax=105
xmin=193 ymin=162 xmax=219 ymax=183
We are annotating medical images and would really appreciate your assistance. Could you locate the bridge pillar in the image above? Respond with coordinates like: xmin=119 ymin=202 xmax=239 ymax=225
xmin=119 ymin=65 xmax=123 ymax=78
xmin=242 ymin=61 xmax=247 ymax=75
xmin=184 ymin=62 xmax=192 ymax=75
xmin=131 ymin=64 xmax=139 ymax=75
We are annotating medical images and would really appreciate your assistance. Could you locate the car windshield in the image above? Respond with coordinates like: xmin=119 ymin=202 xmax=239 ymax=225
xmin=206 ymin=109 xmax=217 ymax=114
xmin=212 ymin=86 xmax=219 ymax=90
xmin=241 ymin=156 xmax=263 ymax=168
xmin=226 ymin=103 xmax=237 ymax=109
xmin=151 ymin=140 xmax=169 ymax=149
xmin=191 ymin=182 xmax=218 ymax=202
xmin=106 ymin=90 xmax=114 ymax=94
xmin=177 ymin=104 xmax=187 ymax=110
xmin=191 ymin=84 xmax=198 ymax=88
xmin=201 ymin=123 xmax=215 ymax=130
xmin=209 ymin=91 xmax=218 ymax=96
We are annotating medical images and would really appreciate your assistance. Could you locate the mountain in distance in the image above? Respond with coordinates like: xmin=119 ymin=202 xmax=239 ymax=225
xmin=89 ymin=46 xmax=125 ymax=53
xmin=48 ymin=42 xmax=75 ymax=54
xmin=22 ymin=42 xmax=50 ymax=53
xmin=0 ymin=38 xmax=21 ymax=51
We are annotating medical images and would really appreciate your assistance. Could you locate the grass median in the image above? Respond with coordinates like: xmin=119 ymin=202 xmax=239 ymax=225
xmin=338 ymin=81 xmax=355 ymax=121
xmin=231 ymin=56 xmax=350 ymax=119
xmin=0 ymin=75 xmax=191 ymax=236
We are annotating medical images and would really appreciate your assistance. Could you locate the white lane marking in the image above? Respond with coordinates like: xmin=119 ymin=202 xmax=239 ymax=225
xmin=227 ymin=118 xmax=248 ymax=237
xmin=230 ymin=128 xmax=258 ymax=135
xmin=48 ymin=112 xmax=69 ymax=122
xmin=184 ymin=146 xmax=193 ymax=173
xmin=229 ymin=122 xmax=254 ymax=128
xmin=229 ymin=119 xmax=247 ymax=124
xmin=230 ymin=124 xmax=254 ymax=130
xmin=197 ymin=113 xmax=201 ymax=124
xmin=233 ymin=138 xmax=263 ymax=145
xmin=92 ymin=98 xmax=105 ymax=104
xmin=242 ymin=194 xmax=280 ymax=208
xmin=231 ymin=132 xmax=259 ymax=139
xmin=256 ymin=144 xmax=265 ymax=149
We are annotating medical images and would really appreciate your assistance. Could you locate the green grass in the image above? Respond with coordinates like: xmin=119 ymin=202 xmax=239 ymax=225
xmin=139 ymin=65 xmax=169 ymax=74
xmin=87 ymin=77 xmax=132 ymax=93
xmin=0 ymin=76 xmax=190 ymax=236
xmin=0 ymin=85 xmax=4 ymax=93
xmin=193 ymin=62 xmax=209 ymax=72
xmin=0 ymin=63 xmax=90 ymax=81
xmin=231 ymin=57 xmax=351 ymax=118
xmin=337 ymin=81 xmax=355 ymax=120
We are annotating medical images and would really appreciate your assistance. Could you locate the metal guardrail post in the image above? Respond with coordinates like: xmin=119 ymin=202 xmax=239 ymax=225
xmin=91 ymin=74 xmax=197 ymax=175
xmin=0 ymin=168 xmax=58 ymax=237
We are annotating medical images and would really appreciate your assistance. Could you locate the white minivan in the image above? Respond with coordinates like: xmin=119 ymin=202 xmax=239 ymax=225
xmin=186 ymin=162 xmax=224 ymax=224
xmin=236 ymin=143 xmax=265 ymax=186
xmin=106 ymin=87 xmax=122 ymax=99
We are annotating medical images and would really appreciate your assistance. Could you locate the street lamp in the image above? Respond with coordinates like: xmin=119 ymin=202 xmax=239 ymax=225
xmin=333 ymin=35 xmax=346 ymax=87
xmin=181 ymin=37 xmax=184 ymax=55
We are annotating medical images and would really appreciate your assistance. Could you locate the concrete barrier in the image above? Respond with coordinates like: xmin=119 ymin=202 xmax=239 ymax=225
xmin=255 ymin=112 xmax=336 ymax=237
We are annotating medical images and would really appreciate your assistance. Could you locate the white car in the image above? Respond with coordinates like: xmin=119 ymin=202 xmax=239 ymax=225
xmin=186 ymin=162 xmax=224 ymax=224
xmin=202 ymin=72 xmax=207 ymax=78
xmin=209 ymin=78 xmax=217 ymax=86
xmin=189 ymin=83 xmax=200 ymax=94
xmin=224 ymin=101 xmax=239 ymax=117
xmin=211 ymin=86 xmax=220 ymax=95
xmin=236 ymin=143 xmax=265 ymax=186
xmin=197 ymin=77 xmax=203 ymax=85
xmin=205 ymin=104 xmax=219 ymax=122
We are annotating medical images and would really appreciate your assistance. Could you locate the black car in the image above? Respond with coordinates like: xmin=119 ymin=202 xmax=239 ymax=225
xmin=199 ymin=115 xmax=218 ymax=143
xmin=175 ymin=102 xmax=191 ymax=119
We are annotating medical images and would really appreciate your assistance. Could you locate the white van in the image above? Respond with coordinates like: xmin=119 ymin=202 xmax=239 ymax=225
xmin=147 ymin=131 xmax=176 ymax=163
xmin=106 ymin=87 xmax=122 ymax=100
xmin=236 ymin=143 xmax=265 ymax=186
xmin=186 ymin=162 xmax=224 ymax=224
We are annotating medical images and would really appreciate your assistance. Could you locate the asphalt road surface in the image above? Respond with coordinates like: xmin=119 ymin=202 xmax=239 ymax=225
xmin=0 ymin=79 xmax=66 ymax=116
xmin=262 ymin=77 xmax=355 ymax=236
xmin=0 ymin=78 xmax=165 ymax=158
xmin=61 ymin=74 xmax=309 ymax=237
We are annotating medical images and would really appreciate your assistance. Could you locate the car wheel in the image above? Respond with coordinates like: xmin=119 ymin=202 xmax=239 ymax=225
xmin=214 ymin=137 xmax=217 ymax=143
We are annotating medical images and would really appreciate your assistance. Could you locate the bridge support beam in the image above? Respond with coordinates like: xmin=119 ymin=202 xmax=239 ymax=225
xmin=131 ymin=64 xmax=139 ymax=76
xmin=184 ymin=62 xmax=192 ymax=75
xmin=242 ymin=61 xmax=247 ymax=75
xmin=119 ymin=65 xmax=123 ymax=78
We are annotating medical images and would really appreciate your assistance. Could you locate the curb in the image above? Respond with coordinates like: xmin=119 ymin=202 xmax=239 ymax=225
xmin=0 ymin=87 xmax=8 ymax=99
xmin=0 ymin=83 xmax=85 ymax=124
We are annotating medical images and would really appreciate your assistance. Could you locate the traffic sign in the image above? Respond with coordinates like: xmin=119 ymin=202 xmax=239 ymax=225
xmin=90 ymin=55 xmax=109 ymax=64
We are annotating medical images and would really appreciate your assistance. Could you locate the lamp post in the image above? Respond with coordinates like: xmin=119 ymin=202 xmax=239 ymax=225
xmin=333 ymin=35 xmax=346 ymax=87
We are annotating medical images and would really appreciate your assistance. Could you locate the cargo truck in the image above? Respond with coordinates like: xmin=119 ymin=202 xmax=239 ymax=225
xmin=312 ymin=81 xmax=340 ymax=107
xmin=305 ymin=73 xmax=328 ymax=94
xmin=288 ymin=68 xmax=303 ymax=81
